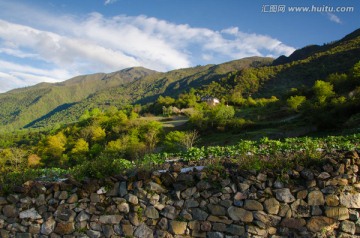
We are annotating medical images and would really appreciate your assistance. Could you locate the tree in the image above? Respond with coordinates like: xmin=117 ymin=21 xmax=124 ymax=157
xmin=181 ymin=130 xmax=200 ymax=149
xmin=46 ymin=132 xmax=67 ymax=158
xmin=142 ymin=121 xmax=163 ymax=152
xmin=209 ymin=104 xmax=235 ymax=126
xmin=287 ymin=95 xmax=306 ymax=111
xmin=164 ymin=131 xmax=186 ymax=151
xmin=90 ymin=126 xmax=106 ymax=142
xmin=312 ymin=80 xmax=335 ymax=104
xmin=71 ymin=138 xmax=89 ymax=155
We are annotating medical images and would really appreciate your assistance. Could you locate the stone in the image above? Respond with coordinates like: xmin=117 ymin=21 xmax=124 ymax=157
xmin=308 ymin=190 xmax=325 ymax=206
xmin=184 ymin=199 xmax=199 ymax=208
xmin=90 ymin=193 xmax=100 ymax=203
xmin=29 ymin=224 xmax=40 ymax=234
xmin=227 ymin=224 xmax=245 ymax=235
xmin=280 ymin=218 xmax=306 ymax=230
xmin=318 ymin=172 xmax=331 ymax=180
xmin=325 ymin=207 xmax=349 ymax=220
xmin=306 ymin=216 xmax=337 ymax=233
xmin=58 ymin=191 xmax=68 ymax=200
xmin=41 ymin=218 xmax=56 ymax=235
xmin=200 ymin=221 xmax=212 ymax=231
xmin=161 ymin=206 xmax=177 ymax=220
xmin=99 ymin=215 xmax=123 ymax=224
xmin=134 ymin=223 xmax=153 ymax=238
xmin=86 ymin=230 xmax=102 ymax=238
xmin=145 ymin=206 xmax=159 ymax=219
xmin=340 ymin=193 xmax=360 ymax=208
xmin=117 ymin=202 xmax=130 ymax=214
xmin=247 ymin=225 xmax=267 ymax=236
xmin=207 ymin=215 xmax=233 ymax=225
xmin=19 ymin=208 xmax=41 ymax=219
xmin=126 ymin=194 xmax=139 ymax=205
xmin=227 ymin=206 xmax=253 ymax=222
xmin=3 ymin=205 xmax=18 ymax=218
xmin=312 ymin=205 xmax=323 ymax=216
xmin=207 ymin=204 xmax=226 ymax=216
xmin=301 ymin=169 xmax=314 ymax=180
xmin=275 ymin=188 xmax=295 ymax=203
xmin=102 ymin=224 xmax=114 ymax=237
xmin=76 ymin=211 xmax=90 ymax=222
xmin=341 ymin=220 xmax=356 ymax=234
xmin=122 ymin=224 xmax=134 ymax=236
xmin=291 ymin=199 xmax=310 ymax=217
xmin=297 ymin=190 xmax=308 ymax=200
xmin=169 ymin=221 xmax=187 ymax=235
xmin=326 ymin=194 xmax=340 ymax=206
xmin=244 ymin=199 xmax=263 ymax=211
xmin=207 ymin=232 xmax=224 ymax=238
xmin=54 ymin=222 xmax=75 ymax=235
xmin=148 ymin=182 xmax=168 ymax=194
xmin=66 ymin=194 xmax=78 ymax=204
xmin=181 ymin=187 xmax=197 ymax=199
xmin=264 ymin=198 xmax=280 ymax=214
xmin=157 ymin=217 xmax=168 ymax=230
xmin=191 ymin=208 xmax=208 ymax=221
xmin=0 ymin=197 xmax=7 ymax=205
xmin=119 ymin=181 xmax=127 ymax=197
xmin=55 ymin=208 xmax=76 ymax=222
xmin=15 ymin=233 xmax=31 ymax=238
xmin=196 ymin=180 xmax=211 ymax=191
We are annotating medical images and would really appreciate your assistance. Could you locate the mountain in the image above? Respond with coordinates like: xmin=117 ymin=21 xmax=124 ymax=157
xmin=1 ymin=28 xmax=360 ymax=132
xmin=0 ymin=67 xmax=157 ymax=131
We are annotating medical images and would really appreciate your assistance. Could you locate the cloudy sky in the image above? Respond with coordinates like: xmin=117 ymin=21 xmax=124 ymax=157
xmin=0 ymin=0 xmax=359 ymax=93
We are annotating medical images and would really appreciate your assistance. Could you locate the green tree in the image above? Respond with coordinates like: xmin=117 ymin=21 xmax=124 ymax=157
xmin=287 ymin=95 xmax=306 ymax=111
xmin=312 ymin=80 xmax=335 ymax=104
xmin=46 ymin=132 xmax=67 ymax=158
xmin=71 ymin=138 xmax=89 ymax=155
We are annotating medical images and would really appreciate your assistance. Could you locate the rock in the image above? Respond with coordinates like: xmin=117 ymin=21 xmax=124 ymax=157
xmin=301 ymin=169 xmax=314 ymax=180
xmin=145 ymin=206 xmax=159 ymax=219
xmin=318 ymin=172 xmax=331 ymax=180
xmin=169 ymin=221 xmax=187 ymax=235
xmin=228 ymin=224 xmax=245 ymax=235
xmin=0 ymin=197 xmax=7 ymax=205
xmin=196 ymin=180 xmax=211 ymax=191
xmin=340 ymin=220 xmax=356 ymax=234
xmin=207 ymin=204 xmax=226 ymax=216
xmin=58 ymin=191 xmax=68 ymax=200
xmin=184 ymin=199 xmax=199 ymax=208
xmin=55 ymin=208 xmax=76 ymax=222
xmin=308 ymin=190 xmax=325 ymax=206
xmin=119 ymin=181 xmax=127 ymax=197
xmin=148 ymin=182 xmax=167 ymax=194
xmin=157 ymin=217 xmax=168 ymax=230
xmin=280 ymin=218 xmax=306 ymax=230
xmin=207 ymin=215 xmax=233 ymax=225
xmin=264 ymin=198 xmax=280 ymax=214
xmin=244 ymin=199 xmax=263 ymax=211
xmin=86 ymin=230 xmax=102 ymax=238
xmin=207 ymin=232 xmax=224 ymax=238
xmin=325 ymin=207 xmax=349 ymax=220
xmin=117 ymin=202 xmax=130 ymax=214
xmin=160 ymin=172 xmax=176 ymax=187
xmin=41 ymin=218 xmax=56 ymax=235
xmin=3 ymin=205 xmax=18 ymax=218
xmin=29 ymin=224 xmax=40 ymax=234
xmin=19 ymin=208 xmax=41 ymax=219
xmin=99 ymin=215 xmax=123 ymax=224
xmin=227 ymin=206 xmax=253 ymax=222
xmin=306 ymin=216 xmax=337 ymax=233
xmin=247 ymin=225 xmax=267 ymax=236
xmin=326 ymin=194 xmax=340 ymax=206
xmin=297 ymin=190 xmax=308 ymax=200
xmin=191 ymin=208 xmax=208 ymax=221
xmin=161 ymin=206 xmax=177 ymax=220
xmin=15 ymin=233 xmax=31 ymax=238
xmin=90 ymin=193 xmax=100 ymax=203
xmin=54 ymin=222 xmax=75 ymax=235
xmin=181 ymin=187 xmax=197 ymax=199
xmin=67 ymin=194 xmax=78 ymax=204
xmin=76 ymin=211 xmax=90 ymax=222
xmin=275 ymin=188 xmax=295 ymax=203
xmin=200 ymin=221 xmax=212 ymax=231
xmin=121 ymin=224 xmax=134 ymax=236
xmin=340 ymin=193 xmax=360 ymax=208
xmin=102 ymin=224 xmax=114 ymax=237
xmin=126 ymin=194 xmax=139 ymax=205
xmin=291 ymin=199 xmax=310 ymax=217
xmin=134 ymin=223 xmax=153 ymax=238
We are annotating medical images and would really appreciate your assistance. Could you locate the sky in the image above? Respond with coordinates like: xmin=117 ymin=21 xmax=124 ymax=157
xmin=0 ymin=0 xmax=359 ymax=93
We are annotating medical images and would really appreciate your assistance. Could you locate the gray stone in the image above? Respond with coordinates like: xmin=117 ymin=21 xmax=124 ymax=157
xmin=102 ymin=224 xmax=114 ymax=238
xmin=126 ymin=194 xmax=138 ymax=205
xmin=227 ymin=206 xmax=253 ymax=222
xmin=145 ymin=206 xmax=159 ymax=219
xmin=3 ymin=205 xmax=17 ymax=218
xmin=134 ymin=223 xmax=153 ymax=238
xmin=41 ymin=218 xmax=56 ymax=235
xmin=76 ymin=211 xmax=90 ymax=222
xmin=184 ymin=199 xmax=199 ymax=208
xmin=90 ymin=193 xmax=100 ymax=203
xmin=207 ymin=204 xmax=226 ymax=216
xmin=161 ymin=205 xmax=177 ymax=220
xmin=15 ymin=233 xmax=31 ymax=238
xmin=228 ymin=224 xmax=245 ymax=236
xmin=308 ymin=190 xmax=325 ymax=206
xmin=19 ymin=208 xmax=41 ymax=220
xmin=148 ymin=182 xmax=167 ymax=194
xmin=275 ymin=188 xmax=295 ymax=203
xmin=181 ymin=187 xmax=197 ymax=199
xmin=244 ymin=199 xmax=263 ymax=211
xmin=117 ymin=202 xmax=130 ymax=213
xmin=58 ymin=191 xmax=68 ymax=200
xmin=280 ymin=218 xmax=306 ymax=230
xmin=119 ymin=181 xmax=127 ymax=197
xmin=207 ymin=232 xmax=224 ymax=238
xmin=99 ymin=215 xmax=123 ymax=224
xmin=301 ymin=169 xmax=314 ymax=180
xmin=340 ymin=193 xmax=360 ymax=208
xmin=341 ymin=220 xmax=356 ymax=234
xmin=264 ymin=198 xmax=280 ymax=214
xmin=86 ymin=230 xmax=102 ymax=238
xmin=157 ymin=217 xmax=168 ymax=230
xmin=191 ymin=208 xmax=208 ymax=220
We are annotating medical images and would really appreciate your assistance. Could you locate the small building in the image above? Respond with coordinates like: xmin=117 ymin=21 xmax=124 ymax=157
xmin=200 ymin=96 xmax=220 ymax=106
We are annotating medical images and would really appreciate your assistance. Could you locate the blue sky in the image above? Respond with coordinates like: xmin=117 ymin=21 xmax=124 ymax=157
xmin=0 ymin=0 xmax=359 ymax=92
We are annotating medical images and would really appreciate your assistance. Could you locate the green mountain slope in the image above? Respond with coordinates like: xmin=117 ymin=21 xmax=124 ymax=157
xmin=0 ymin=67 xmax=157 ymax=131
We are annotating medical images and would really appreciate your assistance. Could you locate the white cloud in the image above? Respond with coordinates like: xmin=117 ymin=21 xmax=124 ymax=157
xmin=327 ymin=13 xmax=342 ymax=24
xmin=0 ymin=2 xmax=296 ymax=93
xmin=104 ymin=0 xmax=118 ymax=6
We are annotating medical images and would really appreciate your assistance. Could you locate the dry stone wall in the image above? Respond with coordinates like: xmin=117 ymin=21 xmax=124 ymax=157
xmin=1 ymin=151 xmax=360 ymax=237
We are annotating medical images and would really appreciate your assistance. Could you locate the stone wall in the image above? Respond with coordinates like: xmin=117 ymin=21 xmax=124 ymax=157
xmin=1 ymin=151 xmax=360 ymax=238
